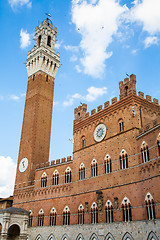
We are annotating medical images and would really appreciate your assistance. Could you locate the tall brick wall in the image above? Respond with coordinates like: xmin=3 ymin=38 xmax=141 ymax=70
xmin=14 ymin=71 xmax=55 ymax=192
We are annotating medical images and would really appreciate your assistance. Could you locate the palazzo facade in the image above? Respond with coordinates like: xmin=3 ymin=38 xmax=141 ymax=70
xmin=0 ymin=18 xmax=160 ymax=240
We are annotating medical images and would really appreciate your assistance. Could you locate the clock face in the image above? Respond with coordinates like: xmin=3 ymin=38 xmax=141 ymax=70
xmin=19 ymin=157 xmax=28 ymax=173
xmin=94 ymin=123 xmax=107 ymax=142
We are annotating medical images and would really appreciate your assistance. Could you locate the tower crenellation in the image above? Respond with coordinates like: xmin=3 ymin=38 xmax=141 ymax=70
xmin=74 ymin=103 xmax=87 ymax=120
xmin=119 ymin=74 xmax=136 ymax=100
xmin=26 ymin=18 xmax=60 ymax=78
xmin=74 ymin=74 xmax=159 ymax=123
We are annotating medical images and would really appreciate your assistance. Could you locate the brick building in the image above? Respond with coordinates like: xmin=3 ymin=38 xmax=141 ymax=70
xmin=0 ymin=18 xmax=160 ymax=240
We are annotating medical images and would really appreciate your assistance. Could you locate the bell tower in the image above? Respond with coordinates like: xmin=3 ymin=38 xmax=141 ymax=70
xmin=14 ymin=19 xmax=60 ymax=191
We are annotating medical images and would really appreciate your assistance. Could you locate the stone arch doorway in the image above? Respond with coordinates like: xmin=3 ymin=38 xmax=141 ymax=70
xmin=7 ymin=224 xmax=20 ymax=240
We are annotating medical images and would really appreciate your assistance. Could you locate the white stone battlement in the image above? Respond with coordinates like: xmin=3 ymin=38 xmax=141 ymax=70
xmin=26 ymin=18 xmax=60 ymax=78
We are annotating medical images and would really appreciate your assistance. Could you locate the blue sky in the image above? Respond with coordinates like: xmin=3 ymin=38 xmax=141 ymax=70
xmin=0 ymin=0 xmax=160 ymax=197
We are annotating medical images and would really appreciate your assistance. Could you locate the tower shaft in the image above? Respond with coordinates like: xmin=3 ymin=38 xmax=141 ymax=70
xmin=14 ymin=19 xmax=60 ymax=191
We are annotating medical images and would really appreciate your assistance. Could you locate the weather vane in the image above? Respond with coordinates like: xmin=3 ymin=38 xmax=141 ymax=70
xmin=45 ymin=13 xmax=53 ymax=24
xmin=45 ymin=13 xmax=52 ymax=18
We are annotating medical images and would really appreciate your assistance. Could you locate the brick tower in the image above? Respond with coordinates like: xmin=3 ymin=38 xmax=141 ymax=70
xmin=14 ymin=18 xmax=60 ymax=191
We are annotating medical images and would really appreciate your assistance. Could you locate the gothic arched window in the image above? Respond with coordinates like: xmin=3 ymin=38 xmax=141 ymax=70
xmin=50 ymin=207 xmax=56 ymax=226
xmin=78 ymin=204 xmax=84 ymax=224
xmin=141 ymin=141 xmax=150 ymax=163
xmin=65 ymin=167 xmax=72 ymax=183
xmin=82 ymin=136 xmax=85 ymax=148
xmin=105 ymin=200 xmax=113 ymax=223
xmin=79 ymin=163 xmax=85 ymax=180
xmin=119 ymin=119 xmax=124 ymax=132
xmin=91 ymin=202 xmax=98 ymax=224
xmin=104 ymin=154 xmax=112 ymax=174
xmin=91 ymin=159 xmax=98 ymax=177
xmin=53 ymin=169 xmax=59 ymax=185
xmin=63 ymin=206 xmax=70 ymax=225
xmin=145 ymin=193 xmax=155 ymax=220
xmin=28 ymin=210 xmax=33 ymax=227
xmin=38 ymin=209 xmax=44 ymax=226
xmin=41 ymin=172 xmax=47 ymax=187
xmin=120 ymin=149 xmax=128 ymax=170
xmin=122 ymin=197 xmax=132 ymax=222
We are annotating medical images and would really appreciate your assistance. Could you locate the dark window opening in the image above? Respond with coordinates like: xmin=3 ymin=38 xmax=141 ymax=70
xmin=47 ymin=36 xmax=51 ymax=47
xmin=146 ymin=200 xmax=155 ymax=220
xmin=65 ymin=171 xmax=71 ymax=183
xmin=120 ymin=155 xmax=128 ymax=170
xmin=125 ymin=86 xmax=129 ymax=96
xmin=78 ymin=210 xmax=84 ymax=224
xmin=122 ymin=204 xmax=132 ymax=222
xmin=28 ymin=215 xmax=33 ymax=227
xmin=91 ymin=208 xmax=98 ymax=224
xmin=53 ymin=174 xmax=59 ymax=185
xmin=106 ymin=206 xmax=113 ymax=223
xmin=91 ymin=164 xmax=98 ymax=177
xmin=119 ymin=121 xmax=124 ymax=132
xmin=158 ymin=141 xmax=160 ymax=156
xmin=38 ymin=215 xmax=44 ymax=226
xmin=63 ymin=212 xmax=70 ymax=225
xmin=41 ymin=177 xmax=47 ymax=187
xmin=141 ymin=147 xmax=150 ymax=163
xmin=79 ymin=168 xmax=85 ymax=180
xmin=50 ymin=213 xmax=56 ymax=226
xmin=82 ymin=138 xmax=85 ymax=148
xmin=38 ymin=35 xmax=41 ymax=47
xmin=105 ymin=160 xmax=112 ymax=174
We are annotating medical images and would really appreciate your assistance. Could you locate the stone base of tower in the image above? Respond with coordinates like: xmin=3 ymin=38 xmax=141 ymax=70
xmin=26 ymin=220 xmax=160 ymax=240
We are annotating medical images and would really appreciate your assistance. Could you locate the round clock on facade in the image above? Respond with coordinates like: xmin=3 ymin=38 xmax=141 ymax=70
xmin=19 ymin=157 xmax=28 ymax=173
xmin=94 ymin=123 xmax=107 ymax=142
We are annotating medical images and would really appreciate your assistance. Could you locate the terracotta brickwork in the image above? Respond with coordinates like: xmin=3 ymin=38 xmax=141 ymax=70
xmin=14 ymin=71 xmax=55 ymax=188
xmin=13 ymin=74 xmax=160 ymax=227
xmin=12 ymin=19 xmax=160 ymax=239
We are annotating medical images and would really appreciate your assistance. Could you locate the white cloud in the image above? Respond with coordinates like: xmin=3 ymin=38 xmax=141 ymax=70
xmin=144 ymin=36 xmax=158 ymax=48
xmin=20 ymin=29 xmax=31 ymax=49
xmin=9 ymin=95 xmax=20 ymax=101
xmin=63 ymin=86 xmax=107 ymax=106
xmin=131 ymin=0 xmax=160 ymax=35
xmin=53 ymin=101 xmax=59 ymax=106
xmin=64 ymin=45 xmax=79 ymax=52
xmin=8 ymin=0 xmax=32 ymax=9
xmin=85 ymin=86 xmax=107 ymax=102
xmin=0 ymin=96 xmax=4 ymax=101
xmin=0 ymin=156 xmax=16 ymax=198
xmin=20 ymin=93 xmax=26 ymax=97
xmin=75 ymin=65 xmax=82 ymax=73
xmin=71 ymin=0 xmax=127 ymax=78
xmin=55 ymin=40 xmax=63 ymax=49
xmin=131 ymin=49 xmax=138 ymax=54
xmin=63 ymin=98 xmax=74 ymax=107
xmin=70 ymin=55 xmax=78 ymax=62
